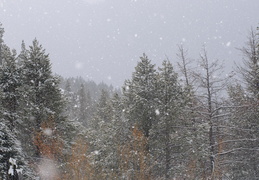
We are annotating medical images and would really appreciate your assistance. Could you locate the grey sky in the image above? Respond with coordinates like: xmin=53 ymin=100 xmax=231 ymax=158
xmin=0 ymin=0 xmax=258 ymax=87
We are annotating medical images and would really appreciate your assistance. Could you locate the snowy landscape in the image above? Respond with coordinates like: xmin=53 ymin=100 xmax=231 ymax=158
xmin=0 ymin=0 xmax=259 ymax=179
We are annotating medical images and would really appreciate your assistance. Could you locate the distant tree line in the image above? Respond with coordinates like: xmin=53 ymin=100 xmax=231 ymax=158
xmin=0 ymin=22 xmax=258 ymax=179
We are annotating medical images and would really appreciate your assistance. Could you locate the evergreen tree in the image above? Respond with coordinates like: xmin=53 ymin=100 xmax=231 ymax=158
xmin=77 ymin=84 xmax=92 ymax=126
xmin=0 ymin=120 xmax=35 ymax=180
xmin=63 ymin=79 xmax=78 ymax=122
xmin=0 ymin=23 xmax=4 ymax=64
xmin=227 ymin=29 xmax=259 ymax=179
xmin=122 ymin=53 xmax=157 ymax=138
xmin=237 ymin=29 xmax=259 ymax=98
xmin=0 ymin=121 xmax=18 ymax=179
xmin=110 ymin=92 xmax=129 ymax=144
xmin=0 ymin=45 xmax=21 ymax=130
xmin=22 ymin=39 xmax=64 ymax=127
xmin=18 ymin=39 xmax=65 ymax=158
xmin=109 ymin=92 xmax=129 ymax=178
xmin=95 ymin=89 xmax=113 ymax=123
xmin=121 ymin=54 xmax=157 ymax=178
xmin=150 ymin=60 xmax=187 ymax=179
xmin=0 ymin=25 xmax=36 ymax=179
xmin=86 ymin=89 xmax=114 ymax=178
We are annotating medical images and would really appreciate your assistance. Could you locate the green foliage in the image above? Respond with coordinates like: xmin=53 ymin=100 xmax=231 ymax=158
xmin=0 ymin=23 xmax=3 ymax=40
xmin=123 ymin=53 xmax=157 ymax=138
xmin=21 ymin=39 xmax=64 ymax=126
xmin=150 ymin=60 xmax=190 ymax=179
xmin=0 ymin=121 xmax=35 ymax=180
xmin=0 ymin=45 xmax=21 ymax=130
xmin=226 ymin=29 xmax=259 ymax=179
xmin=1 ymin=22 xmax=259 ymax=179
xmin=237 ymin=29 xmax=259 ymax=98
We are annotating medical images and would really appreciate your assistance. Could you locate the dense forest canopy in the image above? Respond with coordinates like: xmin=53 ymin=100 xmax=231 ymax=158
xmin=0 ymin=23 xmax=259 ymax=179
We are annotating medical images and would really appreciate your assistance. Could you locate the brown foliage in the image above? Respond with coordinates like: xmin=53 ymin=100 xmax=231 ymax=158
xmin=119 ymin=125 xmax=150 ymax=180
xmin=33 ymin=116 xmax=64 ymax=180
xmin=64 ymin=137 xmax=93 ymax=180
xmin=212 ymin=137 xmax=224 ymax=180
xmin=33 ymin=116 xmax=63 ymax=159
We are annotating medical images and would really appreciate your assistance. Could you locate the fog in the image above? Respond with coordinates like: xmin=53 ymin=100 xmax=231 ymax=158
xmin=0 ymin=0 xmax=258 ymax=87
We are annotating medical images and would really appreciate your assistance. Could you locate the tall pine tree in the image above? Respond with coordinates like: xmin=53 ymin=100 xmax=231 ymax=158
xmin=122 ymin=54 xmax=157 ymax=138
xmin=227 ymin=29 xmax=259 ymax=179
xmin=0 ymin=45 xmax=21 ymax=130
xmin=0 ymin=23 xmax=4 ymax=65
xmin=150 ymin=60 xmax=187 ymax=179
xmin=18 ymin=39 xmax=65 ymax=159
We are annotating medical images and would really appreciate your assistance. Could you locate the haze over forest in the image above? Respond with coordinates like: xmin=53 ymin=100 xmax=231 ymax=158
xmin=0 ymin=1 xmax=259 ymax=180
xmin=0 ymin=0 xmax=258 ymax=87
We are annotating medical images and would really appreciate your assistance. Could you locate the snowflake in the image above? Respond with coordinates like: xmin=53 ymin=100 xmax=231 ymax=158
xmin=94 ymin=150 xmax=99 ymax=155
xmin=43 ymin=128 xmax=53 ymax=136
xmin=226 ymin=41 xmax=231 ymax=47
xmin=155 ymin=109 xmax=160 ymax=115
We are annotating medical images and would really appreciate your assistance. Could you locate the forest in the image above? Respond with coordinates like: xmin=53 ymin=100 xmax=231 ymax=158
xmin=0 ymin=23 xmax=258 ymax=180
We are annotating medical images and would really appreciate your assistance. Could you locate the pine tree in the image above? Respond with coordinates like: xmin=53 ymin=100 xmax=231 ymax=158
xmin=0 ymin=25 xmax=36 ymax=179
xmin=95 ymin=89 xmax=113 ymax=123
xmin=87 ymin=89 xmax=114 ymax=178
xmin=237 ymin=29 xmax=259 ymax=98
xmin=0 ymin=120 xmax=35 ymax=180
xmin=23 ymin=39 xmax=64 ymax=127
xmin=110 ymin=92 xmax=129 ymax=145
xmin=122 ymin=53 xmax=157 ymax=138
xmin=227 ymin=29 xmax=259 ymax=179
xmin=0 ymin=121 xmax=17 ymax=179
xmin=63 ymin=79 xmax=78 ymax=122
xmin=150 ymin=60 xmax=187 ymax=179
xmin=109 ymin=92 xmax=129 ymax=178
xmin=77 ymin=84 xmax=92 ymax=126
xmin=0 ymin=23 xmax=4 ymax=64
xmin=18 ymin=39 xmax=65 ymax=158
xmin=0 ymin=45 xmax=21 ymax=130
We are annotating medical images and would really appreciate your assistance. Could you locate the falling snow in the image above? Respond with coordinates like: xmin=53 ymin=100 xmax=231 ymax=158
xmin=226 ymin=41 xmax=231 ymax=47
xmin=155 ymin=109 xmax=160 ymax=115
xmin=38 ymin=159 xmax=58 ymax=180
xmin=43 ymin=128 xmax=53 ymax=136
xmin=0 ymin=2 xmax=258 ymax=178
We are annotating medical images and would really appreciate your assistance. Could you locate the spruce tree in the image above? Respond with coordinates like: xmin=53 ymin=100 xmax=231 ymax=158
xmin=78 ymin=84 xmax=87 ymax=122
xmin=150 ymin=60 xmax=187 ymax=179
xmin=86 ymin=89 xmax=114 ymax=178
xmin=227 ymin=29 xmax=259 ymax=179
xmin=18 ymin=39 xmax=65 ymax=158
xmin=63 ymin=79 xmax=78 ymax=122
xmin=0 ymin=120 xmax=35 ymax=180
xmin=0 ymin=23 xmax=4 ymax=64
xmin=122 ymin=53 xmax=157 ymax=138
xmin=0 ymin=45 xmax=21 ymax=130
xmin=237 ymin=29 xmax=259 ymax=98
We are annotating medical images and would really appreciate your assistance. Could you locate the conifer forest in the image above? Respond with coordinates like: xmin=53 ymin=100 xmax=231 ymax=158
xmin=0 ymin=23 xmax=259 ymax=179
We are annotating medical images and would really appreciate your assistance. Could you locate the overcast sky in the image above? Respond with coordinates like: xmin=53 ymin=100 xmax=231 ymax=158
xmin=0 ymin=0 xmax=258 ymax=87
